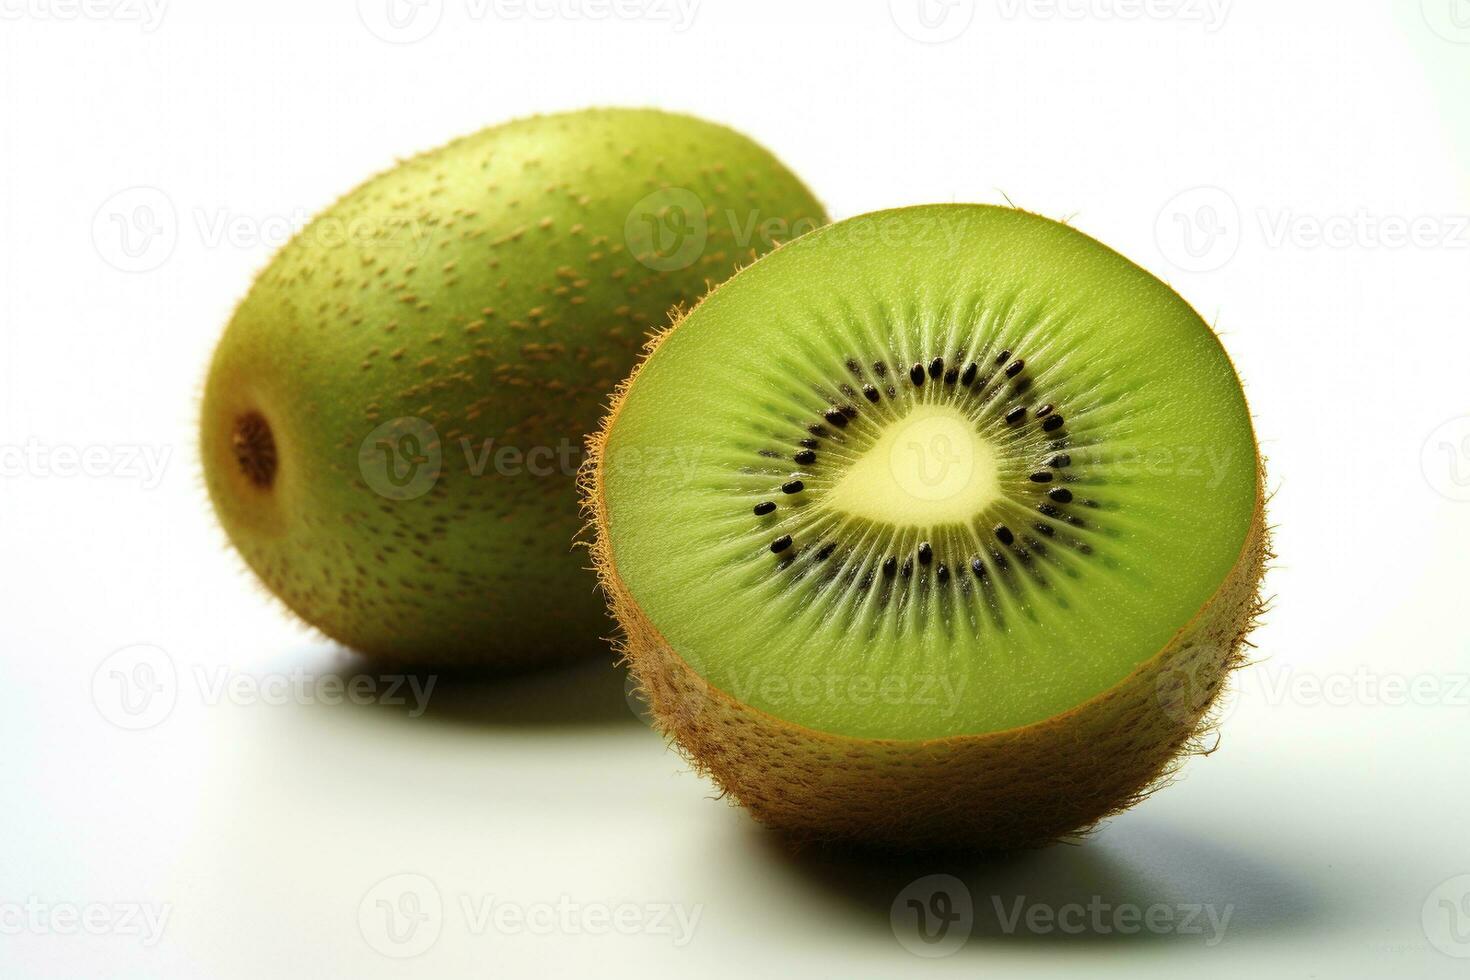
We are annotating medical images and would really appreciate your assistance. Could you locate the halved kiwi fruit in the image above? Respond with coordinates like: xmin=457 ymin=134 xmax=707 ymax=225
xmin=586 ymin=204 xmax=1267 ymax=851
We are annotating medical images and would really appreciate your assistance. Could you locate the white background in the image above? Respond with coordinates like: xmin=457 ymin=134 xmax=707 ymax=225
xmin=2 ymin=1 xmax=1469 ymax=976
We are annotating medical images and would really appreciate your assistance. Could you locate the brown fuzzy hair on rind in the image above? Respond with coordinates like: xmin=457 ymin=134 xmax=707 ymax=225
xmin=579 ymin=300 xmax=1271 ymax=853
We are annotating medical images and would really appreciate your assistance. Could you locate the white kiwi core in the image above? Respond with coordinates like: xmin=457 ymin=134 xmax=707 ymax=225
xmin=824 ymin=404 xmax=1001 ymax=526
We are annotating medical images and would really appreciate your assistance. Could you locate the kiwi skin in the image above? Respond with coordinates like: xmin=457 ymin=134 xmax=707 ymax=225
xmin=200 ymin=108 xmax=827 ymax=670
xmin=583 ymin=207 xmax=1270 ymax=852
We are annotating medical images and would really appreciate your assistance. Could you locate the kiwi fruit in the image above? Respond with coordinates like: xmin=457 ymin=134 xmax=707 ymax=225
xmin=200 ymin=108 xmax=827 ymax=668
xmin=586 ymin=204 xmax=1268 ymax=850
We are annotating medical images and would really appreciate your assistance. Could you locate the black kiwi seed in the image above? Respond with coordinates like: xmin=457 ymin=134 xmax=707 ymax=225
xmin=995 ymin=349 xmax=1011 ymax=365
xmin=917 ymin=541 xmax=933 ymax=564
xmin=1005 ymin=359 xmax=1025 ymax=378
xmin=815 ymin=542 xmax=836 ymax=561
xmin=863 ymin=384 xmax=880 ymax=402
xmin=1029 ymin=471 xmax=1053 ymax=483
xmin=840 ymin=404 xmax=858 ymax=419
xmin=1034 ymin=522 xmax=1055 ymax=537
xmin=1042 ymin=414 xmax=1065 ymax=432
xmin=909 ymin=362 xmax=925 ymax=386
xmin=928 ymin=356 xmax=944 ymax=379
xmin=937 ymin=563 xmax=950 ymax=583
xmin=845 ymin=358 xmax=862 ymax=376
xmin=873 ymin=361 xmax=887 ymax=377
xmin=1037 ymin=503 xmax=1060 ymax=517
xmin=970 ymin=557 xmax=986 ymax=577
xmin=943 ymin=368 xmax=958 ymax=385
xmin=799 ymin=438 xmax=818 ymax=449
xmin=770 ymin=535 xmax=792 ymax=554
xmin=882 ymin=556 xmax=898 ymax=578
xmin=758 ymin=449 xmax=781 ymax=459
xmin=960 ymin=362 xmax=978 ymax=386
xmin=1047 ymin=453 xmax=1071 ymax=468
xmin=753 ymin=501 xmax=775 ymax=516
xmin=824 ymin=408 xmax=849 ymax=428
xmin=807 ymin=424 xmax=828 ymax=438
xmin=1035 ymin=404 xmax=1054 ymax=418
xmin=1048 ymin=486 xmax=1073 ymax=503
xmin=782 ymin=479 xmax=804 ymax=494
xmin=794 ymin=449 xmax=816 ymax=465
xmin=1005 ymin=405 xmax=1027 ymax=424
xmin=901 ymin=557 xmax=913 ymax=578
xmin=994 ymin=525 xmax=1015 ymax=546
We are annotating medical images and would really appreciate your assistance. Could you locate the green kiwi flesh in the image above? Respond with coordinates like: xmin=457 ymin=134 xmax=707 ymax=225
xmin=597 ymin=205 xmax=1261 ymax=741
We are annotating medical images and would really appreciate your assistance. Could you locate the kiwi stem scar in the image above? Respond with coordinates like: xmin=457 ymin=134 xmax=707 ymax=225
xmin=231 ymin=411 xmax=277 ymax=490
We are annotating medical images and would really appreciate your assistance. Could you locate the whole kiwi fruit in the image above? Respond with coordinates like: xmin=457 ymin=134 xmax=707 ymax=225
xmin=201 ymin=108 xmax=827 ymax=668
xmin=587 ymin=204 xmax=1268 ymax=850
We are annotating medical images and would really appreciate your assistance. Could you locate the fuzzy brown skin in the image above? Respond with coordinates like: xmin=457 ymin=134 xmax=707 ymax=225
xmin=582 ymin=315 xmax=1269 ymax=853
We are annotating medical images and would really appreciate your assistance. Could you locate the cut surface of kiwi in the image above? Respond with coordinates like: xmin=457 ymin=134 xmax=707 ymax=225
xmin=589 ymin=205 xmax=1266 ymax=849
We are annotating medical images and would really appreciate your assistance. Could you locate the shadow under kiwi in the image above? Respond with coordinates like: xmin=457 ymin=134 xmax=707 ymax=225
xmin=322 ymin=649 xmax=646 ymax=730
xmin=735 ymin=816 xmax=1332 ymax=948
